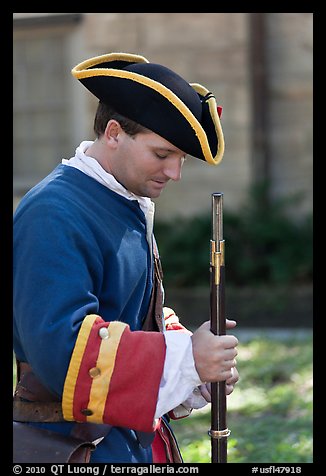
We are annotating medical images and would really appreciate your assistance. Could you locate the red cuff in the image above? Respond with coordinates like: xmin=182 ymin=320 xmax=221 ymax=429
xmin=62 ymin=314 xmax=166 ymax=432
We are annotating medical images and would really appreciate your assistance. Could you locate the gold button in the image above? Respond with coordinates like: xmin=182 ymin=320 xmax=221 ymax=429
xmin=99 ymin=327 xmax=109 ymax=339
xmin=89 ymin=367 xmax=101 ymax=378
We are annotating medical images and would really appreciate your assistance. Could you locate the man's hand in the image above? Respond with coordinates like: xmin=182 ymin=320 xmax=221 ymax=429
xmin=191 ymin=319 xmax=238 ymax=384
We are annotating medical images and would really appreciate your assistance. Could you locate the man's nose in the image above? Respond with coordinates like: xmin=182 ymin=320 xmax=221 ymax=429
xmin=163 ymin=157 xmax=183 ymax=181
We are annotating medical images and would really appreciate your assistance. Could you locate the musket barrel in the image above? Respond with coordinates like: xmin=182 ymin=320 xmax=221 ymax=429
xmin=212 ymin=193 xmax=223 ymax=245
xmin=209 ymin=192 xmax=229 ymax=463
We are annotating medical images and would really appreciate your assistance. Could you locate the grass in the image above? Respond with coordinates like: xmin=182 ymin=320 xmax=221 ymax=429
xmin=170 ymin=332 xmax=313 ymax=463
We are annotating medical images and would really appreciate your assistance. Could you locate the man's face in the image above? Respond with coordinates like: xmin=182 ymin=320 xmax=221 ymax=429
xmin=111 ymin=129 xmax=186 ymax=198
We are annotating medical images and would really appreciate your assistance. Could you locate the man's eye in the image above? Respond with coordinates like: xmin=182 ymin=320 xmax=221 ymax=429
xmin=155 ymin=153 xmax=167 ymax=159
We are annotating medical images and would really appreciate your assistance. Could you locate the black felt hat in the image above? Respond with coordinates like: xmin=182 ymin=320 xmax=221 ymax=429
xmin=72 ymin=52 xmax=225 ymax=165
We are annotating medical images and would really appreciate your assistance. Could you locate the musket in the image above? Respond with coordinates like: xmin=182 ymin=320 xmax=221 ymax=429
xmin=209 ymin=192 xmax=230 ymax=463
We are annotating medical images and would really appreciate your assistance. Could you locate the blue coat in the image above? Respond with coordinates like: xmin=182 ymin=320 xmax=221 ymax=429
xmin=13 ymin=164 xmax=166 ymax=462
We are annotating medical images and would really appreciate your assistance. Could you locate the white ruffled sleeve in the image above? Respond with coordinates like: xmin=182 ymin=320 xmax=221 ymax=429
xmin=154 ymin=328 xmax=209 ymax=419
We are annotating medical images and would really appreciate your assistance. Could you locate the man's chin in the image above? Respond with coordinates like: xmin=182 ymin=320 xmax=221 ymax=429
xmin=143 ymin=183 xmax=166 ymax=199
xmin=147 ymin=189 xmax=164 ymax=199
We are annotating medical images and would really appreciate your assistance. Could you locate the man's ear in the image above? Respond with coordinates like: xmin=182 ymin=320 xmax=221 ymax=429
xmin=104 ymin=120 xmax=121 ymax=147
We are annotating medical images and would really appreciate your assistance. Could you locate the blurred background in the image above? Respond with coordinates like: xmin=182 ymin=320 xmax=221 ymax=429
xmin=13 ymin=13 xmax=313 ymax=463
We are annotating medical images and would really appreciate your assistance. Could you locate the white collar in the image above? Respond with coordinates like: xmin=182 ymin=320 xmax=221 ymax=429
xmin=62 ymin=141 xmax=155 ymax=249
xmin=62 ymin=140 xmax=154 ymax=218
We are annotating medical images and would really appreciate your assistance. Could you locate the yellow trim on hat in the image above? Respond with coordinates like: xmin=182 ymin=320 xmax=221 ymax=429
xmin=190 ymin=83 xmax=225 ymax=165
xmin=72 ymin=52 xmax=149 ymax=74
xmin=72 ymin=55 xmax=224 ymax=165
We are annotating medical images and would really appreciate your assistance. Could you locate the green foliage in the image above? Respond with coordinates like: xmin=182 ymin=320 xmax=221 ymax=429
xmin=155 ymin=185 xmax=312 ymax=287
xmin=155 ymin=214 xmax=210 ymax=287
xmin=171 ymin=333 xmax=313 ymax=463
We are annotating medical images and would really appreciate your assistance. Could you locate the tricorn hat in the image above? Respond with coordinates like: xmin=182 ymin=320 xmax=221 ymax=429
xmin=72 ymin=52 xmax=225 ymax=165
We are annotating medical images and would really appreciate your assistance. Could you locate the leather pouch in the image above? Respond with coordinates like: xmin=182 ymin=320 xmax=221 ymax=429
xmin=13 ymin=421 xmax=96 ymax=463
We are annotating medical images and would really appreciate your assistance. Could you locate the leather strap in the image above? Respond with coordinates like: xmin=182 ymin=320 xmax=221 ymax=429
xmin=13 ymin=361 xmax=113 ymax=444
xmin=142 ymin=237 xmax=164 ymax=332
xmin=13 ymin=421 xmax=96 ymax=464
xmin=13 ymin=400 xmax=64 ymax=423
xmin=13 ymin=359 xmax=65 ymax=423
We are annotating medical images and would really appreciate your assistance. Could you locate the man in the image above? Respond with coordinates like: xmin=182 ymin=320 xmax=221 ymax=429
xmin=13 ymin=52 xmax=239 ymax=463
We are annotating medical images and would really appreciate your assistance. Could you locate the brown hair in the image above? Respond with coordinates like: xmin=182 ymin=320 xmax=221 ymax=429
xmin=93 ymin=101 xmax=148 ymax=137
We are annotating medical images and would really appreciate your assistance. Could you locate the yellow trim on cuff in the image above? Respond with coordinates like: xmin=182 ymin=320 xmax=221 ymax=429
xmin=62 ymin=314 xmax=99 ymax=421
xmin=86 ymin=321 xmax=128 ymax=423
